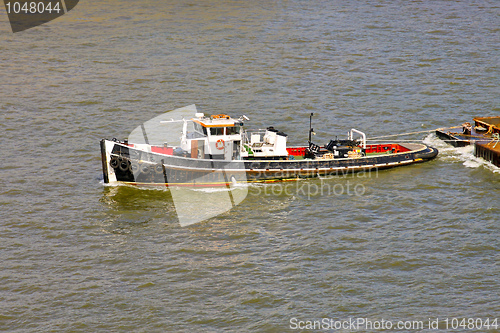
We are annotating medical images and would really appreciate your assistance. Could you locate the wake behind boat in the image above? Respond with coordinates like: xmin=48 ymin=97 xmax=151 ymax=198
xmin=100 ymin=105 xmax=438 ymax=187
xmin=436 ymin=116 xmax=500 ymax=167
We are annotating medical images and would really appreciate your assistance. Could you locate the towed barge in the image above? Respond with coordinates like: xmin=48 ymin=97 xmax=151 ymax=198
xmin=436 ymin=116 xmax=500 ymax=167
xmin=101 ymin=108 xmax=438 ymax=187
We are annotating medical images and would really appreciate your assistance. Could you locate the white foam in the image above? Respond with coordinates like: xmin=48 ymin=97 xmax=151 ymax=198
xmin=424 ymin=133 xmax=500 ymax=173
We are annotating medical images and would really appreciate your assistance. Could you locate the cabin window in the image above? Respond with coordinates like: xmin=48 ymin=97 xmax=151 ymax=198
xmin=226 ymin=126 xmax=239 ymax=135
xmin=194 ymin=123 xmax=207 ymax=136
xmin=210 ymin=127 xmax=224 ymax=136
xmin=188 ymin=123 xmax=206 ymax=139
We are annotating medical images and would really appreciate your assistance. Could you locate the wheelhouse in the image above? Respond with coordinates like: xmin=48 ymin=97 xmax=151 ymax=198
xmin=179 ymin=113 xmax=244 ymax=160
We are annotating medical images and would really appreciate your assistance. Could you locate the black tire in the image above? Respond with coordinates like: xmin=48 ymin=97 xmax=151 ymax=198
xmin=130 ymin=161 xmax=140 ymax=173
xmin=109 ymin=156 xmax=119 ymax=169
xmin=155 ymin=164 xmax=164 ymax=174
xmin=119 ymin=159 xmax=130 ymax=172
xmin=140 ymin=164 xmax=150 ymax=174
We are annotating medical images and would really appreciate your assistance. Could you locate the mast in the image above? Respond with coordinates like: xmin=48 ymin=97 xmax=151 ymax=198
xmin=308 ymin=113 xmax=314 ymax=144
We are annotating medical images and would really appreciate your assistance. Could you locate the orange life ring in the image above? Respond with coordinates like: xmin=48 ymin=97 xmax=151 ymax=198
xmin=216 ymin=139 xmax=225 ymax=150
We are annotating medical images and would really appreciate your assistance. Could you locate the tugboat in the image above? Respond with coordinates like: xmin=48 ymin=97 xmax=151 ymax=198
xmin=100 ymin=105 xmax=438 ymax=187
xmin=436 ymin=116 xmax=500 ymax=167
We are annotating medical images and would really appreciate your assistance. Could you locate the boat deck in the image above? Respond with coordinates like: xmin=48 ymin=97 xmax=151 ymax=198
xmin=286 ymin=143 xmax=413 ymax=160
xmin=474 ymin=116 xmax=500 ymax=135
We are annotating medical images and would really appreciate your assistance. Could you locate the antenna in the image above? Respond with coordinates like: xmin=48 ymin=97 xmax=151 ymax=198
xmin=308 ymin=113 xmax=314 ymax=144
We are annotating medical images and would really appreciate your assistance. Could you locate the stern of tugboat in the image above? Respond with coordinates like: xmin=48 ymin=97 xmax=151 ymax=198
xmin=100 ymin=139 xmax=115 ymax=184
xmin=401 ymin=143 xmax=439 ymax=161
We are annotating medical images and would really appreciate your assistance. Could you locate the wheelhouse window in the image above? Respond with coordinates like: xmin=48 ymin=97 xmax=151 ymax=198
xmin=193 ymin=122 xmax=207 ymax=136
xmin=226 ymin=126 xmax=239 ymax=135
xmin=187 ymin=122 xmax=207 ymax=139
xmin=210 ymin=127 xmax=224 ymax=136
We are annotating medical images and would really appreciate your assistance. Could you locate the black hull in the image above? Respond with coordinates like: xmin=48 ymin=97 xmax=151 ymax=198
xmin=101 ymin=139 xmax=438 ymax=187
xmin=435 ymin=129 xmax=471 ymax=148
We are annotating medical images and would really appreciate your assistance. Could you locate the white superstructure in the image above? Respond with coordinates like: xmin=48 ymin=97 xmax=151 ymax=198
xmin=170 ymin=113 xmax=290 ymax=161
